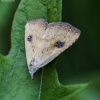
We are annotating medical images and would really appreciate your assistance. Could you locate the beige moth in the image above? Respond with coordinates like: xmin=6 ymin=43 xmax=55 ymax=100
xmin=25 ymin=19 xmax=80 ymax=79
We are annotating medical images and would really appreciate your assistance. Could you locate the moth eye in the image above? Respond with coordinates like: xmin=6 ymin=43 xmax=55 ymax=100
xmin=54 ymin=41 xmax=65 ymax=48
xmin=27 ymin=35 xmax=32 ymax=42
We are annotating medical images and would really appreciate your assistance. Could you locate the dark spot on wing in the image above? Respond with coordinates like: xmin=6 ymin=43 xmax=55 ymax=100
xmin=54 ymin=41 xmax=65 ymax=48
xmin=30 ymin=63 xmax=32 ymax=66
xmin=29 ymin=58 xmax=35 ymax=67
xmin=27 ymin=35 xmax=32 ymax=42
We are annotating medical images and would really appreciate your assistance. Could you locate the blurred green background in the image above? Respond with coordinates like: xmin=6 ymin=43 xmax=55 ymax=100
xmin=0 ymin=0 xmax=100 ymax=100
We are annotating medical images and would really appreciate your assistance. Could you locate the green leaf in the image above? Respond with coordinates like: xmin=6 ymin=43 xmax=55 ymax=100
xmin=0 ymin=0 xmax=88 ymax=100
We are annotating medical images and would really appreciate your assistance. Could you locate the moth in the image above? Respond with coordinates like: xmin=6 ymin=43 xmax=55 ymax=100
xmin=25 ymin=19 xmax=80 ymax=79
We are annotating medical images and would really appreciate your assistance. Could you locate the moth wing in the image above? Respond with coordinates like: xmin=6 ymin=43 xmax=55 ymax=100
xmin=38 ymin=22 xmax=80 ymax=68
xmin=25 ymin=19 xmax=47 ymax=69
